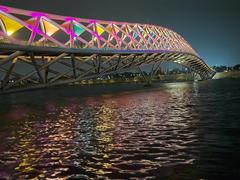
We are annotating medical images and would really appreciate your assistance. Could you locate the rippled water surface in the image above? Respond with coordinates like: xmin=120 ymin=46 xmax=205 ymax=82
xmin=0 ymin=79 xmax=240 ymax=179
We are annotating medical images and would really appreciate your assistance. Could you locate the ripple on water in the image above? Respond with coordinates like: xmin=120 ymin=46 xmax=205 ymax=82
xmin=0 ymin=80 xmax=240 ymax=179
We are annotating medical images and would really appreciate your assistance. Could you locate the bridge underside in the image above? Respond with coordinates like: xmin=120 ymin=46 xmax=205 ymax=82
xmin=0 ymin=45 xmax=214 ymax=94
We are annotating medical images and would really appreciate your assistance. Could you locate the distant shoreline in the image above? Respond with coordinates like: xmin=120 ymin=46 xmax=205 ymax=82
xmin=213 ymin=70 xmax=240 ymax=79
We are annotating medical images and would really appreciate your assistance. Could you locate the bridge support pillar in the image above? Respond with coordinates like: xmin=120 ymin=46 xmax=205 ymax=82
xmin=43 ymin=56 xmax=49 ymax=84
xmin=137 ymin=62 xmax=162 ymax=86
xmin=71 ymin=54 xmax=77 ymax=79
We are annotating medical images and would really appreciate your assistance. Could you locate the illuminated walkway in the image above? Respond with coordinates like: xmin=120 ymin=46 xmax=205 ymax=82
xmin=0 ymin=5 xmax=215 ymax=93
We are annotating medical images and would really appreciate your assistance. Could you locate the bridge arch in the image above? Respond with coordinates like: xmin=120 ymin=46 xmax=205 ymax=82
xmin=0 ymin=5 xmax=215 ymax=94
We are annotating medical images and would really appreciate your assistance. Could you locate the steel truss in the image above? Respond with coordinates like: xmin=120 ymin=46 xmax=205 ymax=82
xmin=0 ymin=50 xmax=213 ymax=94
xmin=0 ymin=5 xmax=215 ymax=93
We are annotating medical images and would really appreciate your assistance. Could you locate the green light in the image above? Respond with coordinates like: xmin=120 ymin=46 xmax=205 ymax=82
xmin=73 ymin=23 xmax=85 ymax=36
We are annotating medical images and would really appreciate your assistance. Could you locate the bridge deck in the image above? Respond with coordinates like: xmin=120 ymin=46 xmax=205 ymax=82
xmin=0 ymin=43 xmax=196 ymax=57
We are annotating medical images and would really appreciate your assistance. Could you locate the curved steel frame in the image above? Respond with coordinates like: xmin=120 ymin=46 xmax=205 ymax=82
xmin=0 ymin=5 xmax=215 ymax=93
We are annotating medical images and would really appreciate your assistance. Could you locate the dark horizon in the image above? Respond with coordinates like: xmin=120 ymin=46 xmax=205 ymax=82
xmin=1 ymin=0 xmax=240 ymax=66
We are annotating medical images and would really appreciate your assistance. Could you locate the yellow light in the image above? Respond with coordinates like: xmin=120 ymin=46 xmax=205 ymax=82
xmin=42 ymin=19 xmax=59 ymax=36
xmin=7 ymin=30 xmax=14 ymax=36
xmin=96 ymin=24 xmax=104 ymax=35
xmin=46 ymin=32 xmax=52 ymax=36
xmin=0 ymin=14 xmax=23 ymax=35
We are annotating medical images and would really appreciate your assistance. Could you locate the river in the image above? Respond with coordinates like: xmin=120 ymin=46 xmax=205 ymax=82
xmin=0 ymin=79 xmax=239 ymax=179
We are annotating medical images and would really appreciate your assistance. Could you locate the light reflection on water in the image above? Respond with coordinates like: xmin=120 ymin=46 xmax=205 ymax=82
xmin=0 ymin=80 xmax=240 ymax=179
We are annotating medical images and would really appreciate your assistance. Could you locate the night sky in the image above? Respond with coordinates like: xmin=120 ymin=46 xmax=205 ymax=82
xmin=1 ymin=0 xmax=240 ymax=66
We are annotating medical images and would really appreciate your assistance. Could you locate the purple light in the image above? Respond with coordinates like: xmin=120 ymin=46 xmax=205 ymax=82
xmin=88 ymin=19 xmax=97 ymax=23
xmin=92 ymin=32 xmax=102 ymax=40
xmin=31 ymin=12 xmax=47 ymax=17
xmin=64 ymin=24 xmax=75 ymax=36
xmin=27 ymin=24 xmax=42 ymax=34
xmin=66 ymin=29 xmax=72 ymax=34
xmin=65 ymin=17 xmax=77 ymax=21
xmin=27 ymin=24 xmax=34 ymax=29
xmin=0 ymin=6 xmax=9 ymax=12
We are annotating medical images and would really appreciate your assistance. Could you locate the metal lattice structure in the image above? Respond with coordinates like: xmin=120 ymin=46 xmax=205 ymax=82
xmin=0 ymin=5 xmax=215 ymax=93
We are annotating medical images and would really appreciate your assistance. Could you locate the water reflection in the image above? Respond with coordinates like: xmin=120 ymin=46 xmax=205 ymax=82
xmin=0 ymin=81 xmax=239 ymax=179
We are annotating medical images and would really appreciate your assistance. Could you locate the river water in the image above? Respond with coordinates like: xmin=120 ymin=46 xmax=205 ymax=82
xmin=0 ymin=79 xmax=239 ymax=179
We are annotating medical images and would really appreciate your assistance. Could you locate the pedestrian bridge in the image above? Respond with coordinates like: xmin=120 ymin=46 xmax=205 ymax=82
xmin=0 ymin=5 xmax=215 ymax=94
